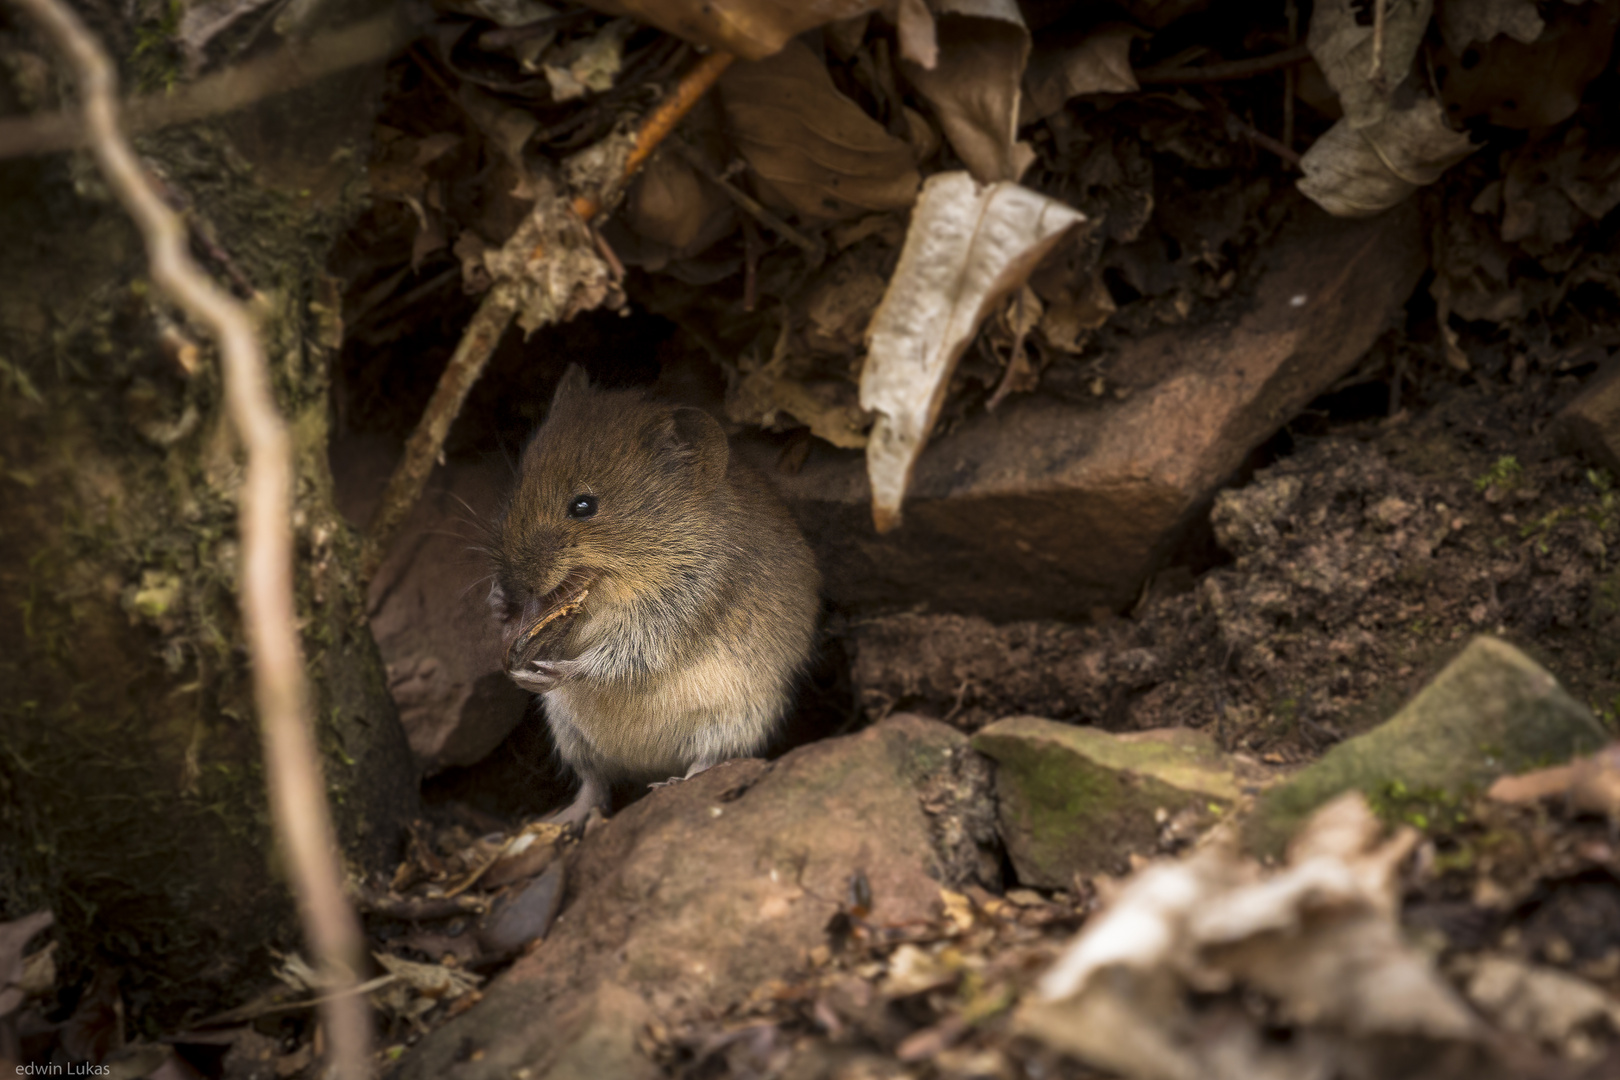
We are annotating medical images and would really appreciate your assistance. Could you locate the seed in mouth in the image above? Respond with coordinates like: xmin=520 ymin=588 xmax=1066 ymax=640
xmin=504 ymin=567 xmax=597 ymax=671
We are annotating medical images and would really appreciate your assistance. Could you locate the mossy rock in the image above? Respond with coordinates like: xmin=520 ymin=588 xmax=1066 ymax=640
xmin=1249 ymin=636 xmax=1607 ymax=854
xmin=972 ymin=716 xmax=1257 ymax=887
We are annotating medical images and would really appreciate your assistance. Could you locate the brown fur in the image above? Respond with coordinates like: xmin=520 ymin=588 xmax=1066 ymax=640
xmin=489 ymin=365 xmax=820 ymax=822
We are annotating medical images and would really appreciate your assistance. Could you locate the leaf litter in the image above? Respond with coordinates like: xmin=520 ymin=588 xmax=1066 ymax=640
xmin=49 ymin=0 xmax=1620 ymax=1074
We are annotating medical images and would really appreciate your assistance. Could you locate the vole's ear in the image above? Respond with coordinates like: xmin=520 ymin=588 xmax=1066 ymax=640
xmin=550 ymin=363 xmax=591 ymax=411
xmin=650 ymin=407 xmax=728 ymax=490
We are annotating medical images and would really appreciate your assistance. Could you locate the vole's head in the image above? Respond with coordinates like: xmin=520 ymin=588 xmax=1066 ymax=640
xmin=489 ymin=364 xmax=730 ymax=652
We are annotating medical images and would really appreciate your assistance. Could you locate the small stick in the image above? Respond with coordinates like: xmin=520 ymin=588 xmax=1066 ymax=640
xmin=1232 ymin=117 xmax=1302 ymax=168
xmin=669 ymin=136 xmax=824 ymax=259
xmin=1137 ymin=43 xmax=1311 ymax=84
xmin=363 ymin=51 xmax=735 ymax=580
xmin=9 ymin=0 xmax=372 ymax=1077
xmin=361 ymin=291 xmax=519 ymax=580
xmin=570 ymin=50 xmax=734 ymax=221
xmin=0 ymin=12 xmax=403 ymax=159
xmin=1369 ymin=0 xmax=1386 ymax=85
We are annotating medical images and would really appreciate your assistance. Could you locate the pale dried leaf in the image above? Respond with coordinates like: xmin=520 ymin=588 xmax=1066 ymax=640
xmin=374 ymin=952 xmax=483 ymax=999
xmin=903 ymin=0 xmax=1033 ymax=183
xmin=484 ymin=178 xmax=623 ymax=333
xmin=543 ymin=18 xmax=635 ymax=102
xmin=1024 ymin=794 xmax=1481 ymax=1079
xmin=572 ymin=0 xmax=885 ymax=61
xmin=861 ymin=173 xmax=1083 ymax=531
xmin=1022 ymin=23 xmax=1146 ymax=124
xmin=440 ymin=0 xmax=558 ymax=27
xmin=1298 ymin=96 xmax=1478 ymax=217
xmin=1466 ymin=954 xmax=1620 ymax=1051
xmin=19 ymin=940 xmax=56 ymax=998
xmin=177 ymin=0 xmax=277 ymax=71
xmin=883 ymin=943 xmax=958 ymax=996
xmin=897 ymin=0 xmax=938 ymax=69
xmin=719 ymin=38 xmax=920 ymax=221
xmin=1437 ymin=0 xmax=1545 ymax=52
xmin=0 ymin=909 xmax=52 ymax=1016
xmin=1307 ymin=0 xmax=1434 ymax=129
xmin=727 ymin=319 xmax=872 ymax=450
xmin=771 ymin=379 xmax=871 ymax=448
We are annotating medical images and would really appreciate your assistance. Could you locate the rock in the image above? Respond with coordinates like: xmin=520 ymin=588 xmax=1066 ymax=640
xmin=1553 ymin=358 xmax=1620 ymax=475
xmin=391 ymin=714 xmax=997 ymax=1080
xmin=1250 ymin=636 xmax=1609 ymax=853
xmin=738 ymin=197 xmax=1426 ymax=621
xmin=331 ymin=435 xmax=526 ymax=774
xmin=972 ymin=716 xmax=1264 ymax=887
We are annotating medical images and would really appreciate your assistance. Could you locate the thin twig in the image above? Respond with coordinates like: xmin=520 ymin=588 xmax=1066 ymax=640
xmin=363 ymin=51 xmax=736 ymax=580
xmin=569 ymin=50 xmax=735 ymax=220
xmin=1369 ymin=0 xmax=1386 ymax=85
xmin=1202 ymin=92 xmax=1303 ymax=169
xmin=9 ymin=1 xmax=372 ymax=1076
xmin=361 ymin=291 xmax=519 ymax=580
xmin=1229 ymin=115 xmax=1303 ymax=168
xmin=1137 ymin=43 xmax=1312 ymax=84
xmin=0 ymin=12 xmax=404 ymax=159
xmin=669 ymin=135 xmax=824 ymax=259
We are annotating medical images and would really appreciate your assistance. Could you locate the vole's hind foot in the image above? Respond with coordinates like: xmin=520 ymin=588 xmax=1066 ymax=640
xmin=545 ymin=773 xmax=608 ymax=828
xmin=647 ymin=757 xmax=722 ymax=790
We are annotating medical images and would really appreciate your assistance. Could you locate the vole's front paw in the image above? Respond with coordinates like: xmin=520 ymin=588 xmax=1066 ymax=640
xmin=509 ymin=658 xmax=584 ymax=693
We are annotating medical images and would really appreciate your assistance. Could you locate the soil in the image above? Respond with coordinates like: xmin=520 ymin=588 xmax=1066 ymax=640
xmin=849 ymin=357 xmax=1620 ymax=762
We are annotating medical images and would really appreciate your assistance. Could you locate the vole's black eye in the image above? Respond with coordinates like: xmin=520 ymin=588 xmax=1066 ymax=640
xmin=567 ymin=494 xmax=598 ymax=519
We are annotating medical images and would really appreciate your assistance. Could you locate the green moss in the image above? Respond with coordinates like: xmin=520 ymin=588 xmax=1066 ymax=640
xmin=1474 ymin=456 xmax=1524 ymax=494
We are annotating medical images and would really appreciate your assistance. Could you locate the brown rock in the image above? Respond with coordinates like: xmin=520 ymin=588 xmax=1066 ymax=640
xmin=739 ymin=198 xmax=1425 ymax=620
xmin=1553 ymin=358 xmax=1620 ymax=475
xmin=331 ymin=436 xmax=525 ymax=774
xmin=391 ymin=714 xmax=997 ymax=1080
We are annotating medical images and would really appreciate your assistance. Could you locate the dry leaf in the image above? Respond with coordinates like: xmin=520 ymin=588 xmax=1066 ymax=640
xmin=860 ymin=172 xmax=1084 ymax=531
xmin=622 ymin=151 xmax=735 ymax=263
xmin=543 ymin=17 xmax=635 ymax=102
xmin=1307 ymin=0 xmax=1433 ymax=129
xmin=897 ymin=0 xmax=939 ymax=68
xmin=1433 ymin=0 xmax=1620 ymax=129
xmin=719 ymin=38 xmax=920 ymax=221
xmin=1021 ymin=22 xmax=1146 ymax=125
xmin=1037 ymin=269 xmax=1115 ymax=353
xmin=483 ymin=176 xmax=623 ymax=333
xmin=375 ymin=951 xmax=483 ymax=999
xmin=1020 ymin=794 xmax=1480 ymax=1080
xmin=727 ymin=319 xmax=872 ymax=450
xmin=573 ymin=0 xmax=885 ymax=61
xmin=1465 ymin=953 xmax=1620 ymax=1055
xmin=1298 ymin=96 xmax=1477 ymax=217
xmin=177 ymin=0 xmax=278 ymax=72
xmin=902 ymin=0 xmax=1033 ymax=184
xmin=440 ymin=0 xmax=559 ymax=26
xmin=1436 ymin=0 xmax=1545 ymax=51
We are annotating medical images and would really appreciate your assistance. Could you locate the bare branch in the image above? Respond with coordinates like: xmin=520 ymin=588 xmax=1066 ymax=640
xmin=0 ymin=13 xmax=404 ymax=160
xmin=8 ymin=0 xmax=373 ymax=1075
